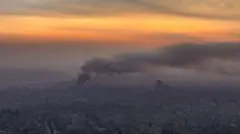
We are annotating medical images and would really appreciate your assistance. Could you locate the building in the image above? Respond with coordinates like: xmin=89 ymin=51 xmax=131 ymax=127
xmin=67 ymin=113 xmax=86 ymax=131
xmin=86 ymin=114 xmax=109 ymax=133
xmin=154 ymin=80 xmax=171 ymax=91
xmin=44 ymin=118 xmax=61 ymax=134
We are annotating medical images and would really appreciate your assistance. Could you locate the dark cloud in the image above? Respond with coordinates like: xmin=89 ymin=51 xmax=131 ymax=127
xmin=81 ymin=42 xmax=240 ymax=75
xmin=1 ymin=0 xmax=240 ymax=20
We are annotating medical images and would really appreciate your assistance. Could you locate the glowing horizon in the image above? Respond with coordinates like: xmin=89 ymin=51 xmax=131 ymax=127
xmin=1 ymin=0 xmax=240 ymax=48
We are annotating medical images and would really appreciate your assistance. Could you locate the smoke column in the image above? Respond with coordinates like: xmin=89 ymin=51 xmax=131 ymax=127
xmin=80 ymin=42 xmax=240 ymax=76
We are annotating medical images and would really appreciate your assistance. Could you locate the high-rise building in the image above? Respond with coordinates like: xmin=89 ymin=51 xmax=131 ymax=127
xmin=44 ymin=118 xmax=61 ymax=134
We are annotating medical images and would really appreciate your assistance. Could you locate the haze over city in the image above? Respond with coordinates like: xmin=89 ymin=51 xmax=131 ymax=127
xmin=0 ymin=0 xmax=240 ymax=134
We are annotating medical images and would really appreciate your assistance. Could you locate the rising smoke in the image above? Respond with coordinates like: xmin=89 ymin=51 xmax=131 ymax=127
xmin=80 ymin=42 xmax=240 ymax=75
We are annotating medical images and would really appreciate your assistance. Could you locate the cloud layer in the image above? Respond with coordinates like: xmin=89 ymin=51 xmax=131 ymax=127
xmin=1 ymin=0 xmax=240 ymax=20
xmin=81 ymin=42 xmax=240 ymax=75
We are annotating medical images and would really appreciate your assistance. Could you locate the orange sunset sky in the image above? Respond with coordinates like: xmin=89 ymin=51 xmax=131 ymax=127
xmin=0 ymin=0 xmax=240 ymax=48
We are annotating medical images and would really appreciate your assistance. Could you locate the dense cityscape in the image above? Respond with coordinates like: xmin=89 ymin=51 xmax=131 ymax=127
xmin=0 ymin=79 xmax=240 ymax=134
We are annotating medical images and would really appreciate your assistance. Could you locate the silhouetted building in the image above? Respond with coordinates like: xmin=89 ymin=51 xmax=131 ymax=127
xmin=86 ymin=114 xmax=108 ymax=133
xmin=44 ymin=118 xmax=61 ymax=134
xmin=154 ymin=80 xmax=171 ymax=91
xmin=116 ymin=128 xmax=123 ymax=134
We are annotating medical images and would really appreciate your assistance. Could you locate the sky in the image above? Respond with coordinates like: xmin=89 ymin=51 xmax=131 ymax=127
xmin=1 ymin=0 xmax=240 ymax=47
xmin=0 ymin=0 xmax=240 ymax=89
xmin=0 ymin=0 xmax=240 ymax=77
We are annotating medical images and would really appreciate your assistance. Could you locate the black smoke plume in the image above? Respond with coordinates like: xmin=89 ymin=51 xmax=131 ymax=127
xmin=80 ymin=42 xmax=240 ymax=75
